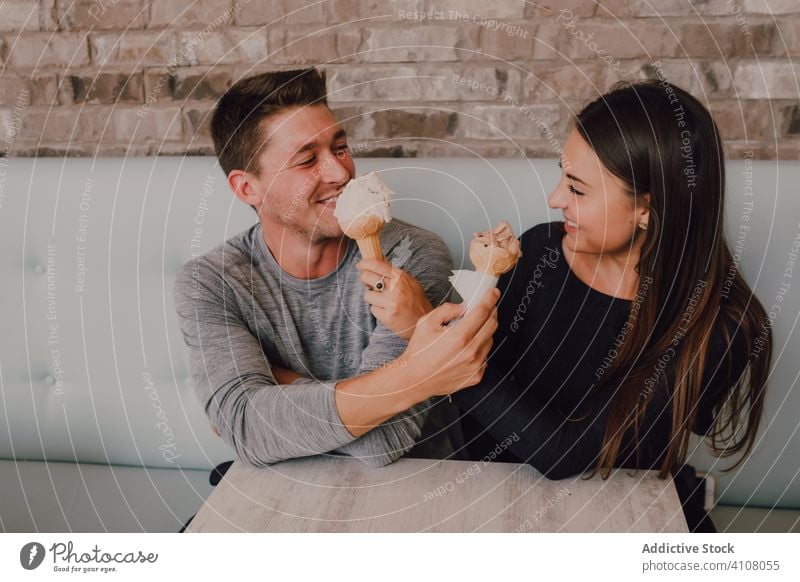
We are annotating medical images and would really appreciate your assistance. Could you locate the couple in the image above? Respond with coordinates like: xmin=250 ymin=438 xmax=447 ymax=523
xmin=174 ymin=68 xmax=771 ymax=530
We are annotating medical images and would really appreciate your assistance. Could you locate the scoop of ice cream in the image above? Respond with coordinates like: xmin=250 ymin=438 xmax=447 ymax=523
xmin=469 ymin=221 xmax=522 ymax=275
xmin=334 ymin=172 xmax=392 ymax=228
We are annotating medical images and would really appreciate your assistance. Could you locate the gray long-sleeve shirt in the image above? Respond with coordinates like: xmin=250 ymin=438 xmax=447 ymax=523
xmin=173 ymin=219 xmax=454 ymax=467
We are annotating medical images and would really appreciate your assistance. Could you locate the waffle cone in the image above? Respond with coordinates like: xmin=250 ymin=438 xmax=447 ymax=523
xmin=341 ymin=214 xmax=386 ymax=261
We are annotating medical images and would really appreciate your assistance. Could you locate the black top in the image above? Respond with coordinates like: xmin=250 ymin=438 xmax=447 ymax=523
xmin=454 ymin=222 xmax=748 ymax=480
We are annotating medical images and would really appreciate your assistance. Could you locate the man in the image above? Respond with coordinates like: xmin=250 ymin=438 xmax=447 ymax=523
xmin=173 ymin=68 xmax=497 ymax=467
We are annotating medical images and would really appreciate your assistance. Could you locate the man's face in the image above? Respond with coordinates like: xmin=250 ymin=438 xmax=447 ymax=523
xmin=250 ymin=104 xmax=355 ymax=242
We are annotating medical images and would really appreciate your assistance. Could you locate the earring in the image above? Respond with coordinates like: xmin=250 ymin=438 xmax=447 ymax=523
xmin=638 ymin=222 xmax=648 ymax=230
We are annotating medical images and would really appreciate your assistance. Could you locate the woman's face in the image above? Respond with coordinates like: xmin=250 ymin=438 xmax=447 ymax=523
xmin=548 ymin=130 xmax=649 ymax=258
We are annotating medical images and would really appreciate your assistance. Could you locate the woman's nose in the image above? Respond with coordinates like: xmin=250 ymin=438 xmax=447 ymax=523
xmin=548 ymin=182 xmax=568 ymax=209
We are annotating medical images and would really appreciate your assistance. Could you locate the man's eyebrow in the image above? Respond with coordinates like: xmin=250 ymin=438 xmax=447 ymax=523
xmin=558 ymin=160 xmax=588 ymax=186
xmin=293 ymin=129 xmax=348 ymax=156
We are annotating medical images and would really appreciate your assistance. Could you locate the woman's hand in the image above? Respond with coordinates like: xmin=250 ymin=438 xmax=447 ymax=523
xmin=400 ymin=288 xmax=499 ymax=398
xmin=357 ymin=259 xmax=434 ymax=341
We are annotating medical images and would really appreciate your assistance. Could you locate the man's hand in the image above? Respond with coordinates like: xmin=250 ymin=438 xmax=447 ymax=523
xmin=400 ymin=287 xmax=499 ymax=397
xmin=333 ymin=288 xmax=499 ymax=437
xmin=358 ymin=259 xmax=434 ymax=341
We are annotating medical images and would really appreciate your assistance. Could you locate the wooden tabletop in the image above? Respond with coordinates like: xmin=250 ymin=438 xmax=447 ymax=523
xmin=187 ymin=456 xmax=688 ymax=533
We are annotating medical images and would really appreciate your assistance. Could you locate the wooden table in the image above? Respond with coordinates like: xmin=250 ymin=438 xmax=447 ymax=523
xmin=187 ymin=456 xmax=688 ymax=532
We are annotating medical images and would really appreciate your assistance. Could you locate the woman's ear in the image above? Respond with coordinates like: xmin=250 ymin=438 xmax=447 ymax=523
xmin=637 ymin=193 xmax=651 ymax=229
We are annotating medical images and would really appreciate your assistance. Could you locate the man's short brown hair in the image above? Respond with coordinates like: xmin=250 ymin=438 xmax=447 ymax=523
xmin=210 ymin=68 xmax=328 ymax=177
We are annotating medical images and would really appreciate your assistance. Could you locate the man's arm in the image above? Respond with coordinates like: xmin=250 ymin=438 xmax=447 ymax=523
xmin=174 ymin=260 xmax=358 ymax=465
xmin=333 ymin=229 xmax=455 ymax=466
xmin=174 ymin=255 xmax=491 ymax=468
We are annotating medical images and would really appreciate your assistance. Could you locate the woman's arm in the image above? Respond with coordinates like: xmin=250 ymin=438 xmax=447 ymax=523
xmin=455 ymin=321 xmax=751 ymax=479
xmin=454 ymin=365 xmax=674 ymax=479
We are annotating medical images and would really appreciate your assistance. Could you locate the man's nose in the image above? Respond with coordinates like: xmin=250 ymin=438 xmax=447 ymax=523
xmin=320 ymin=153 xmax=351 ymax=185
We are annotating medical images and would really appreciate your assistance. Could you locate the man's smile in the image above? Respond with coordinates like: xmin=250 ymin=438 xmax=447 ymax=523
xmin=316 ymin=193 xmax=341 ymax=209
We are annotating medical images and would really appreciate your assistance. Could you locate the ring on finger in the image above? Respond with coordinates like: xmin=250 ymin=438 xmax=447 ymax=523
xmin=375 ymin=275 xmax=387 ymax=291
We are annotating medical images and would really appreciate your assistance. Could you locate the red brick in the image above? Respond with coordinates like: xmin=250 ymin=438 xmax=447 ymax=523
xmin=366 ymin=108 xmax=458 ymax=138
xmin=772 ymin=138 xmax=800 ymax=160
xmin=328 ymin=0 xmax=415 ymax=21
xmin=723 ymin=140 xmax=771 ymax=160
xmin=592 ymin=0 xmax=633 ymax=18
xmin=529 ymin=1 xmax=597 ymax=19
xmin=58 ymin=0 xmax=147 ymax=31
xmin=20 ymin=106 xmax=109 ymax=141
xmin=182 ymin=104 xmax=214 ymax=139
xmin=111 ymin=105 xmax=183 ymax=140
xmin=734 ymin=62 xmax=797 ymax=98
xmin=776 ymin=18 xmax=800 ymax=56
xmin=743 ymin=22 xmax=784 ymax=56
xmin=677 ymin=22 xmax=780 ymax=58
xmin=91 ymin=31 xmax=178 ymax=66
xmin=630 ymin=0 xmax=738 ymax=16
xmin=422 ymin=0 xmax=526 ymax=19
xmin=151 ymin=140 xmax=215 ymax=155
xmin=477 ymin=23 xmax=536 ymax=60
xmin=0 ymin=106 xmax=26 ymax=146
xmin=783 ymin=103 xmax=800 ymax=135
xmin=177 ymin=29 xmax=268 ymax=65
xmin=171 ymin=68 xmax=233 ymax=100
xmin=150 ymin=0 xmax=235 ymax=29
xmin=67 ymin=71 xmax=144 ymax=103
xmin=141 ymin=67 xmax=175 ymax=104
xmin=9 ymin=33 xmax=90 ymax=68
xmin=525 ymin=63 xmax=608 ymax=102
xmin=634 ymin=60 xmax=732 ymax=99
xmin=0 ymin=72 xmax=59 ymax=105
xmin=328 ymin=104 xmax=371 ymax=139
xmin=0 ymin=0 xmax=41 ymax=32
xmin=358 ymin=25 xmax=468 ymax=62
xmin=327 ymin=66 xmax=422 ymax=102
xmin=357 ymin=142 xmax=419 ymax=158
xmin=418 ymin=140 xmax=523 ymax=157
xmin=708 ymin=100 xmax=776 ymax=140
xmin=457 ymin=103 xmax=561 ymax=140
xmin=558 ymin=21 xmax=677 ymax=60
xmin=531 ymin=23 xmax=560 ymax=59
xmin=10 ymin=141 xmax=152 ymax=156
xmin=268 ymin=27 xmax=359 ymax=64
xmin=418 ymin=65 xmax=521 ymax=101
xmin=235 ymin=0 xmax=326 ymax=25
xmin=524 ymin=140 xmax=567 ymax=158
xmin=40 ymin=0 xmax=58 ymax=31
xmin=743 ymin=0 xmax=800 ymax=15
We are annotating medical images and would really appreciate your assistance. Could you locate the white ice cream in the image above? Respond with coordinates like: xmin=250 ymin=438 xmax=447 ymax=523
xmin=449 ymin=270 xmax=499 ymax=312
xmin=334 ymin=172 xmax=393 ymax=224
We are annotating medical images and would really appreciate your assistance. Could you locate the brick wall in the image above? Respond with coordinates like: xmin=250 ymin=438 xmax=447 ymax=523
xmin=1 ymin=0 xmax=798 ymax=159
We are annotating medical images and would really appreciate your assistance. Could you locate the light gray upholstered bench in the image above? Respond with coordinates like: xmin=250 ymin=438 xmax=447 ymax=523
xmin=2 ymin=157 xmax=797 ymax=532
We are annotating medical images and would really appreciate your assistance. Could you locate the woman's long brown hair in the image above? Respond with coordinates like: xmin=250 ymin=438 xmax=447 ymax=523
xmin=577 ymin=81 xmax=772 ymax=479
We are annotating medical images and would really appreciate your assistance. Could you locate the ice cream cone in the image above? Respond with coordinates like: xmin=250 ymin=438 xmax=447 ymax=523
xmin=451 ymin=221 xmax=522 ymax=313
xmin=449 ymin=270 xmax=498 ymax=311
xmin=334 ymin=173 xmax=392 ymax=262
xmin=470 ymin=221 xmax=522 ymax=277
xmin=342 ymin=214 xmax=386 ymax=261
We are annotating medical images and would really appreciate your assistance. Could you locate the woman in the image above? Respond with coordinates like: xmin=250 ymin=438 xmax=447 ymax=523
xmin=453 ymin=81 xmax=772 ymax=531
